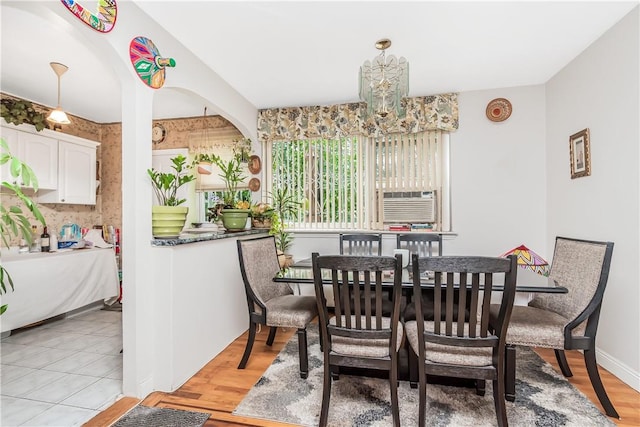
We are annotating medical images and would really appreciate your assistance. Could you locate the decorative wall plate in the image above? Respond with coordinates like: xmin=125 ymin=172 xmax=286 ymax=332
xmin=129 ymin=36 xmax=176 ymax=89
xmin=486 ymin=98 xmax=512 ymax=122
xmin=60 ymin=0 xmax=118 ymax=33
xmin=248 ymin=177 xmax=261 ymax=192
xmin=248 ymin=155 xmax=262 ymax=174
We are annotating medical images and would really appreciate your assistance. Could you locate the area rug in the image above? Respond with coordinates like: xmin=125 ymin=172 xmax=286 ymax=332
xmin=111 ymin=405 xmax=210 ymax=427
xmin=233 ymin=325 xmax=615 ymax=426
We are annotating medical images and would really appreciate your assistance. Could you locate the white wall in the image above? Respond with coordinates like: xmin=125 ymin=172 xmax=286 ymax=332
xmin=447 ymin=85 xmax=548 ymax=266
xmin=545 ymin=6 xmax=640 ymax=390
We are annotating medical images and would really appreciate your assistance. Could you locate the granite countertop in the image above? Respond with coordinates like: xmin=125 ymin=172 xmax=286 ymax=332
xmin=151 ymin=229 xmax=268 ymax=246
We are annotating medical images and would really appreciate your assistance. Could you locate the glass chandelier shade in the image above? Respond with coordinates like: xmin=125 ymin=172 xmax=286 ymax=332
xmin=47 ymin=62 xmax=71 ymax=125
xmin=359 ymin=39 xmax=409 ymax=119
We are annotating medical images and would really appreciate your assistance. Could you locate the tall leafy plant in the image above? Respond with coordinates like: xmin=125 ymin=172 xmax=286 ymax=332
xmin=147 ymin=154 xmax=195 ymax=206
xmin=0 ymin=138 xmax=46 ymax=314
xmin=211 ymin=154 xmax=248 ymax=207
xmin=269 ymin=185 xmax=301 ymax=254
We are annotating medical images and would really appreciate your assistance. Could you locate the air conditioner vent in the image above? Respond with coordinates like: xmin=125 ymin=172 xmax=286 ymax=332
xmin=382 ymin=191 xmax=436 ymax=223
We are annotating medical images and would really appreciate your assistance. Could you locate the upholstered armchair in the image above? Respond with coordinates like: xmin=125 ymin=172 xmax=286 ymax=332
xmin=237 ymin=236 xmax=318 ymax=378
xmin=491 ymin=236 xmax=618 ymax=418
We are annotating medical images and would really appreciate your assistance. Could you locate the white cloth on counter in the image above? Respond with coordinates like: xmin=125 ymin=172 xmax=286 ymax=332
xmin=1 ymin=247 xmax=119 ymax=333
xmin=83 ymin=228 xmax=113 ymax=248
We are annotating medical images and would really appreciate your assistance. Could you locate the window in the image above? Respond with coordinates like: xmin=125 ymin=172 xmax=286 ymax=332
xmin=266 ymin=130 xmax=450 ymax=231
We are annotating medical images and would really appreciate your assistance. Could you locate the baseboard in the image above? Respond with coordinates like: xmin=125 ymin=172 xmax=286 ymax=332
xmin=597 ymin=347 xmax=640 ymax=392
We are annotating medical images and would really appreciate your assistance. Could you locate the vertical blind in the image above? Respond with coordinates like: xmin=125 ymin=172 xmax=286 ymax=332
xmin=266 ymin=130 xmax=447 ymax=230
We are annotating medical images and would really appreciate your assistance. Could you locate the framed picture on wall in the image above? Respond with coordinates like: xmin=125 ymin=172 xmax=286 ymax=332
xmin=569 ymin=128 xmax=591 ymax=179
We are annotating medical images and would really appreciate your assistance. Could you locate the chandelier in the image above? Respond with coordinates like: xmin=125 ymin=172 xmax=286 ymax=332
xmin=359 ymin=38 xmax=409 ymax=119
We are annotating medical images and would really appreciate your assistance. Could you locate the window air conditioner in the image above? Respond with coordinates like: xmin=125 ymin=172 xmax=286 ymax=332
xmin=382 ymin=191 xmax=436 ymax=223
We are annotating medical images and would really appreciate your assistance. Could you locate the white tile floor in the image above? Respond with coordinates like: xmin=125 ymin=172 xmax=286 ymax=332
xmin=1 ymin=307 xmax=122 ymax=426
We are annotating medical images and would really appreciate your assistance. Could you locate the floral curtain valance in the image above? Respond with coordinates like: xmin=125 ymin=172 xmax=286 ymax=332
xmin=257 ymin=93 xmax=458 ymax=143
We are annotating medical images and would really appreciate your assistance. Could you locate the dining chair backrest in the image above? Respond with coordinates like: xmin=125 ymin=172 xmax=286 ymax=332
xmin=312 ymin=252 xmax=403 ymax=356
xmin=339 ymin=233 xmax=382 ymax=255
xmin=412 ymin=254 xmax=518 ymax=349
xmin=529 ymin=236 xmax=614 ymax=328
xmin=237 ymin=235 xmax=292 ymax=306
xmin=396 ymin=233 xmax=442 ymax=257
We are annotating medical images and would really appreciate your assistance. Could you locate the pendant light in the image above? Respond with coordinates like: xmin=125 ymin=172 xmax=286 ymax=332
xmin=46 ymin=62 xmax=71 ymax=125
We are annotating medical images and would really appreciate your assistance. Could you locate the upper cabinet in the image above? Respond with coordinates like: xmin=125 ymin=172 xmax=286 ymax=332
xmin=38 ymin=137 xmax=98 ymax=205
xmin=1 ymin=120 xmax=99 ymax=205
xmin=1 ymin=124 xmax=58 ymax=190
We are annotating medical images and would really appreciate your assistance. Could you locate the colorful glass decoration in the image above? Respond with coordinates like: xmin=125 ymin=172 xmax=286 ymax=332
xmin=129 ymin=36 xmax=176 ymax=89
xmin=60 ymin=0 xmax=117 ymax=33
xmin=499 ymin=244 xmax=550 ymax=276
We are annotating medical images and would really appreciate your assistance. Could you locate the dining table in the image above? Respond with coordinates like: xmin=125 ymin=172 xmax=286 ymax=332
xmin=273 ymin=256 xmax=569 ymax=386
xmin=274 ymin=257 xmax=569 ymax=295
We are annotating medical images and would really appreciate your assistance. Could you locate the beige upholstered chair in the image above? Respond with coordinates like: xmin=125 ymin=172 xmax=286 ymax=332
xmin=406 ymin=254 xmax=518 ymax=427
xmin=312 ymin=252 xmax=404 ymax=427
xmin=237 ymin=236 xmax=318 ymax=378
xmin=491 ymin=236 xmax=618 ymax=418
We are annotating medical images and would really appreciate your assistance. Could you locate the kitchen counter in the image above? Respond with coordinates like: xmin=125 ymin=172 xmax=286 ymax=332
xmin=1 ymin=247 xmax=120 ymax=333
xmin=150 ymin=229 xmax=267 ymax=246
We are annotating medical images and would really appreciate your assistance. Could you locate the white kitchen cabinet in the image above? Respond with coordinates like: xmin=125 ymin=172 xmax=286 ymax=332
xmin=38 ymin=139 xmax=97 ymax=205
xmin=0 ymin=123 xmax=58 ymax=190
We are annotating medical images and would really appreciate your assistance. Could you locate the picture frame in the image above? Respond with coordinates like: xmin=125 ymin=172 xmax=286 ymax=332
xmin=569 ymin=128 xmax=591 ymax=179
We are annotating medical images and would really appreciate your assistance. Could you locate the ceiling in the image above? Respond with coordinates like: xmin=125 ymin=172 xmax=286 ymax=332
xmin=1 ymin=1 xmax=637 ymax=124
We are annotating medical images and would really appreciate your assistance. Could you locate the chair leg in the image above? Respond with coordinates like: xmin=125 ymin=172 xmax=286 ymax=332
xmin=417 ymin=365 xmax=426 ymax=427
xmin=476 ymin=379 xmax=486 ymax=396
xmin=492 ymin=378 xmax=508 ymax=427
xmin=266 ymin=326 xmax=278 ymax=346
xmin=238 ymin=322 xmax=257 ymax=369
xmin=505 ymin=344 xmax=516 ymax=402
xmin=554 ymin=349 xmax=573 ymax=377
xmin=319 ymin=360 xmax=332 ymax=427
xmin=408 ymin=345 xmax=419 ymax=389
xmin=584 ymin=348 xmax=620 ymax=419
xmin=389 ymin=362 xmax=400 ymax=427
xmin=297 ymin=328 xmax=309 ymax=379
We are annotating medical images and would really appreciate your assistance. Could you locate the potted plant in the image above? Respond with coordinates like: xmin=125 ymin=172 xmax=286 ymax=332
xmin=232 ymin=138 xmax=252 ymax=163
xmin=250 ymin=202 xmax=275 ymax=229
xmin=211 ymin=154 xmax=251 ymax=231
xmin=1 ymin=98 xmax=48 ymax=132
xmin=147 ymin=154 xmax=196 ymax=238
xmin=193 ymin=153 xmax=217 ymax=175
xmin=269 ymin=185 xmax=301 ymax=268
xmin=0 ymin=138 xmax=47 ymax=314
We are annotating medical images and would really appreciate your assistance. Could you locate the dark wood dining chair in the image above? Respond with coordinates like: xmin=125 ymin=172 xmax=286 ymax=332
xmin=396 ymin=233 xmax=442 ymax=257
xmin=339 ymin=233 xmax=382 ymax=255
xmin=311 ymin=252 xmax=404 ymax=427
xmin=406 ymin=254 xmax=518 ymax=427
xmin=491 ymin=236 xmax=619 ymax=418
xmin=237 ymin=235 xmax=318 ymax=378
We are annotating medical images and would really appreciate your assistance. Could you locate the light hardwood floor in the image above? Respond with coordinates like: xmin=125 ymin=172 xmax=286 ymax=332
xmin=86 ymin=327 xmax=639 ymax=427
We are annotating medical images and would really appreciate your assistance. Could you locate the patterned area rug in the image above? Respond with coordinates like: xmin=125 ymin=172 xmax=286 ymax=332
xmin=233 ymin=325 xmax=615 ymax=426
xmin=111 ymin=405 xmax=210 ymax=427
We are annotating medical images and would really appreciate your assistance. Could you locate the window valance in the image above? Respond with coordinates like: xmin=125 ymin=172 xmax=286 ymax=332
xmin=257 ymin=93 xmax=458 ymax=142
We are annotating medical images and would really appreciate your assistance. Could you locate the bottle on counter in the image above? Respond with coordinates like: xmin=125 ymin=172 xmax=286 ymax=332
xmin=49 ymin=228 xmax=58 ymax=252
xmin=29 ymin=225 xmax=40 ymax=253
xmin=18 ymin=238 xmax=29 ymax=253
xmin=41 ymin=226 xmax=50 ymax=252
